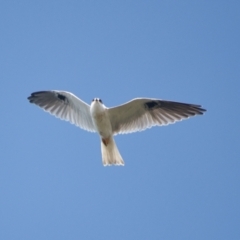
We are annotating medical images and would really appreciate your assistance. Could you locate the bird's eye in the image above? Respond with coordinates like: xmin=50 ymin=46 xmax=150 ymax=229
xmin=99 ymin=99 xmax=102 ymax=103
xmin=92 ymin=99 xmax=94 ymax=102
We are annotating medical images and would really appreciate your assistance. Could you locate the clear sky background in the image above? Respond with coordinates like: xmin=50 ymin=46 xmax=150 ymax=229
xmin=0 ymin=1 xmax=239 ymax=240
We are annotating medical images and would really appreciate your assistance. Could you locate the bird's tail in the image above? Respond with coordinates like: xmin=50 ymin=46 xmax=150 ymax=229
xmin=101 ymin=137 xmax=124 ymax=166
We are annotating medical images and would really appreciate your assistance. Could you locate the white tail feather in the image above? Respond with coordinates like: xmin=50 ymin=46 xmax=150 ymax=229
xmin=101 ymin=137 xmax=124 ymax=166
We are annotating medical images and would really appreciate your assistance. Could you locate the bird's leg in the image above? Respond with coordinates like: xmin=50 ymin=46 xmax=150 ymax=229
xmin=102 ymin=138 xmax=110 ymax=146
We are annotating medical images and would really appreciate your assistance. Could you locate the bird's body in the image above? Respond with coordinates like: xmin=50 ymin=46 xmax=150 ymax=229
xmin=28 ymin=91 xmax=206 ymax=166
xmin=90 ymin=98 xmax=124 ymax=165
xmin=90 ymin=98 xmax=112 ymax=140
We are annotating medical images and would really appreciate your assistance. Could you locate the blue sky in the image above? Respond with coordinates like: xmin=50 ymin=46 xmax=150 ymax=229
xmin=0 ymin=1 xmax=239 ymax=239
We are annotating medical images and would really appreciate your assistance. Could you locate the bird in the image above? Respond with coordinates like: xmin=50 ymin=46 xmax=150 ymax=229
xmin=28 ymin=91 xmax=206 ymax=166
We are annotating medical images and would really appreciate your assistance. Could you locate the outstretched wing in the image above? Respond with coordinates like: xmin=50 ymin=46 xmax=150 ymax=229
xmin=108 ymin=98 xmax=206 ymax=135
xmin=28 ymin=91 xmax=96 ymax=132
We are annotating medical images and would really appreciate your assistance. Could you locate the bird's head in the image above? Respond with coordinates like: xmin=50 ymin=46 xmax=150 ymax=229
xmin=90 ymin=98 xmax=105 ymax=113
xmin=92 ymin=98 xmax=103 ymax=104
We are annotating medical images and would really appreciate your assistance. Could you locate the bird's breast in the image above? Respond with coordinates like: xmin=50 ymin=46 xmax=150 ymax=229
xmin=90 ymin=104 xmax=112 ymax=138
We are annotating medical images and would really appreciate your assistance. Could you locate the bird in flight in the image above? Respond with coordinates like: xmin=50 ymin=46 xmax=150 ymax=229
xmin=28 ymin=91 xmax=206 ymax=166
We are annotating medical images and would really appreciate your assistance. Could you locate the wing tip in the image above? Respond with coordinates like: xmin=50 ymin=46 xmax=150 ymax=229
xmin=193 ymin=105 xmax=207 ymax=115
xmin=27 ymin=91 xmax=53 ymax=103
xmin=27 ymin=91 xmax=52 ymax=103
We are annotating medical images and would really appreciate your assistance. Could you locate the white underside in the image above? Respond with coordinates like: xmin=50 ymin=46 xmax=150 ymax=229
xmin=90 ymin=101 xmax=124 ymax=166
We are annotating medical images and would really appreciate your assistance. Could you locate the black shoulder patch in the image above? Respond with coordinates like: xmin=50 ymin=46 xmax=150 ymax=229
xmin=145 ymin=101 xmax=161 ymax=110
xmin=57 ymin=93 xmax=68 ymax=103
